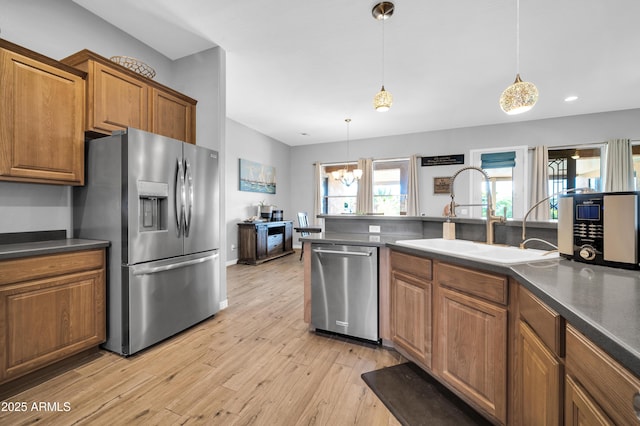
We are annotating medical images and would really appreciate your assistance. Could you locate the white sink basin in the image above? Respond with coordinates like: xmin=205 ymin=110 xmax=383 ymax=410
xmin=394 ymin=238 xmax=559 ymax=265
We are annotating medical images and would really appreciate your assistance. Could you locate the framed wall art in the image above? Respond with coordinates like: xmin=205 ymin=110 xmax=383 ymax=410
xmin=239 ymin=158 xmax=276 ymax=194
xmin=433 ymin=176 xmax=452 ymax=194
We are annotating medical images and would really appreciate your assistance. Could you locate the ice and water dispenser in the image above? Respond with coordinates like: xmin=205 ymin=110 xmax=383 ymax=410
xmin=137 ymin=181 xmax=168 ymax=231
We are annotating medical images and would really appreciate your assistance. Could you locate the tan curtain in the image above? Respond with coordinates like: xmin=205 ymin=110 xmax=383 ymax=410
xmin=406 ymin=154 xmax=420 ymax=216
xmin=605 ymin=138 xmax=634 ymax=192
xmin=313 ymin=162 xmax=323 ymax=228
xmin=529 ymin=145 xmax=549 ymax=220
xmin=356 ymin=158 xmax=373 ymax=214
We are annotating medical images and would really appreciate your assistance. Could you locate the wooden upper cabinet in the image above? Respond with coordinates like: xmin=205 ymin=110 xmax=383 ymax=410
xmin=0 ymin=39 xmax=85 ymax=185
xmin=61 ymin=50 xmax=197 ymax=144
xmin=150 ymin=88 xmax=195 ymax=144
xmin=89 ymin=60 xmax=149 ymax=134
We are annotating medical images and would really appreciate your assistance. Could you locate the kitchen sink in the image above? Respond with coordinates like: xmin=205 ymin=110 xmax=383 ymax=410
xmin=394 ymin=238 xmax=559 ymax=265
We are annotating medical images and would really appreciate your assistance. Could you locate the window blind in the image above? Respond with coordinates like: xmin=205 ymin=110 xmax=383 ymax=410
xmin=480 ymin=151 xmax=516 ymax=169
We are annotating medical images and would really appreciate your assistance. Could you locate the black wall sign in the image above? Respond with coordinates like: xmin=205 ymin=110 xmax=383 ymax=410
xmin=421 ymin=154 xmax=465 ymax=167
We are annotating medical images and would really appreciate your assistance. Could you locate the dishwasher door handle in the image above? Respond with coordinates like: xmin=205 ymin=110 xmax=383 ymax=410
xmin=312 ymin=248 xmax=373 ymax=257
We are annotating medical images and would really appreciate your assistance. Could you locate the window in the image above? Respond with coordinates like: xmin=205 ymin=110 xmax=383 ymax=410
xmin=321 ymin=163 xmax=358 ymax=214
xmin=372 ymin=159 xmax=409 ymax=215
xmin=633 ymin=144 xmax=640 ymax=189
xmin=547 ymin=147 xmax=603 ymax=219
xmin=469 ymin=146 xmax=528 ymax=219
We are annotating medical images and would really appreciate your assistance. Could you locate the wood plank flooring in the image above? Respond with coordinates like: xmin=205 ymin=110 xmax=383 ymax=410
xmin=0 ymin=252 xmax=404 ymax=425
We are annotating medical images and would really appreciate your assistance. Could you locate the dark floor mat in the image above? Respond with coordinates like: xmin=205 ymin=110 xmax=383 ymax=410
xmin=361 ymin=362 xmax=493 ymax=426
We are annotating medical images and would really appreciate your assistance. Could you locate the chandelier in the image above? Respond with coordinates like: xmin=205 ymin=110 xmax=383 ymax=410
xmin=331 ymin=119 xmax=362 ymax=186
xmin=372 ymin=2 xmax=394 ymax=112
xmin=499 ymin=0 xmax=538 ymax=115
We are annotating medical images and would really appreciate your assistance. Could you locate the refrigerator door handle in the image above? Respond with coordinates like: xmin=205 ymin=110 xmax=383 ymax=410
xmin=184 ymin=159 xmax=194 ymax=237
xmin=132 ymin=252 xmax=219 ymax=276
xmin=175 ymin=159 xmax=186 ymax=236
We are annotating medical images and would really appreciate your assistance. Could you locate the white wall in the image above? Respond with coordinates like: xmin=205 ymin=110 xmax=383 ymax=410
xmin=225 ymin=119 xmax=291 ymax=263
xmin=290 ymin=109 xmax=640 ymax=220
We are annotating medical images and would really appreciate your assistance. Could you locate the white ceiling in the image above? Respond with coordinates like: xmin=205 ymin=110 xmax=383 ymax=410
xmin=74 ymin=0 xmax=640 ymax=146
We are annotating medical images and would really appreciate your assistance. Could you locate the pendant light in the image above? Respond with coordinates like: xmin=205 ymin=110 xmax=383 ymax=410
xmin=499 ymin=0 xmax=538 ymax=115
xmin=372 ymin=2 xmax=394 ymax=112
xmin=331 ymin=119 xmax=362 ymax=186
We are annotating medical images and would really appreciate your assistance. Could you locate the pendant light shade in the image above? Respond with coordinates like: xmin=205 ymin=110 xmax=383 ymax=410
xmin=499 ymin=0 xmax=538 ymax=115
xmin=372 ymin=2 xmax=394 ymax=112
xmin=374 ymin=85 xmax=393 ymax=111
xmin=499 ymin=74 xmax=539 ymax=115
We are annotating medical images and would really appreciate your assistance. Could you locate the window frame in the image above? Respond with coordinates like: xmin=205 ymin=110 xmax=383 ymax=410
xmin=468 ymin=146 xmax=528 ymax=219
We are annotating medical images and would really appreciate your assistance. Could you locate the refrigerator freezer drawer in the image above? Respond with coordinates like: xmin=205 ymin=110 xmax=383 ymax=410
xmin=124 ymin=250 xmax=220 ymax=355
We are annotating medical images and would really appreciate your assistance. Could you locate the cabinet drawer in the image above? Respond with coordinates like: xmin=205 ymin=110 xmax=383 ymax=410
xmin=566 ymin=325 xmax=640 ymax=425
xmin=0 ymin=249 xmax=105 ymax=286
xmin=436 ymin=261 xmax=507 ymax=305
xmin=390 ymin=251 xmax=432 ymax=281
xmin=519 ymin=285 xmax=564 ymax=356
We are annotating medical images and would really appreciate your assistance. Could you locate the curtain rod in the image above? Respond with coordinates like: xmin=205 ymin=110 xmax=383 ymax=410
xmin=527 ymin=139 xmax=640 ymax=150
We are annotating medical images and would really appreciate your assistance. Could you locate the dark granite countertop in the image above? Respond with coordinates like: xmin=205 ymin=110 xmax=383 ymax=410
xmin=0 ymin=238 xmax=110 ymax=260
xmin=511 ymin=260 xmax=640 ymax=378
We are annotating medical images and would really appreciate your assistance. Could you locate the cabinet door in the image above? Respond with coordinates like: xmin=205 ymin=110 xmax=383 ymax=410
xmin=565 ymin=375 xmax=614 ymax=426
xmin=519 ymin=320 xmax=562 ymax=425
xmin=0 ymin=269 xmax=105 ymax=383
xmin=0 ymin=49 xmax=84 ymax=185
xmin=437 ymin=287 xmax=507 ymax=424
xmin=150 ymin=88 xmax=195 ymax=144
xmin=391 ymin=270 xmax=432 ymax=368
xmin=90 ymin=60 xmax=148 ymax=134
xmin=256 ymin=225 xmax=268 ymax=260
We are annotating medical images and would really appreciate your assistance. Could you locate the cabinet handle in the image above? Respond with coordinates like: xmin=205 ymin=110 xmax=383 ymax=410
xmin=634 ymin=393 xmax=640 ymax=420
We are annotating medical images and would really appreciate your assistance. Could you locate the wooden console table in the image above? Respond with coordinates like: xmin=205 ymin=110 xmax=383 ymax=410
xmin=237 ymin=221 xmax=294 ymax=265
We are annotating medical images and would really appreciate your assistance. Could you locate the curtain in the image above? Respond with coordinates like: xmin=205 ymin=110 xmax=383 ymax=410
xmin=312 ymin=162 xmax=323 ymax=228
xmin=406 ymin=154 xmax=420 ymax=216
xmin=356 ymin=158 xmax=373 ymax=214
xmin=605 ymin=138 xmax=634 ymax=192
xmin=529 ymin=145 xmax=549 ymax=220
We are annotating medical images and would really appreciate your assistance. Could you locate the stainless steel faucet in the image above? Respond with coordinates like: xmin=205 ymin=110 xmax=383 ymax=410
xmin=448 ymin=166 xmax=506 ymax=245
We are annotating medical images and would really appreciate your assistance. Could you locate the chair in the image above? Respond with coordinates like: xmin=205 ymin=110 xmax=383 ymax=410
xmin=294 ymin=212 xmax=322 ymax=261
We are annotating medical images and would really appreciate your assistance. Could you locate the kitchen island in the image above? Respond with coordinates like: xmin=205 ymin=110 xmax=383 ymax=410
xmin=302 ymin=215 xmax=640 ymax=425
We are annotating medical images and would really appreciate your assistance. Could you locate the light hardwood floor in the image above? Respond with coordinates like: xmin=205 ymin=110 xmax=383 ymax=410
xmin=1 ymin=251 xmax=404 ymax=425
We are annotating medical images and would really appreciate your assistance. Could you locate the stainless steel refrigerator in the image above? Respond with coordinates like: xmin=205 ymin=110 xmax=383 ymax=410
xmin=74 ymin=128 xmax=220 ymax=356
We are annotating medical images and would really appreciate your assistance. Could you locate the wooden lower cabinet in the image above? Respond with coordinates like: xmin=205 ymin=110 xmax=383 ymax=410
xmin=565 ymin=325 xmax=640 ymax=425
xmin=519 ymin=320 xmax=562 ymax=425
xmin=436 ymin=286 xmax=508 ymax=424
xmin=389 ymin=251 xmax=433 ymax=368
xmin=565 ymin=374 xmax=614 ymax=425
xmin=0 ymin=249 xmax=106 ymax=385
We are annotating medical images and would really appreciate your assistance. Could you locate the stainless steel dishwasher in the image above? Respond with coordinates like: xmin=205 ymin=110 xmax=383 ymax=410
xmin=310 ymin=243 xmax=379 ymax=342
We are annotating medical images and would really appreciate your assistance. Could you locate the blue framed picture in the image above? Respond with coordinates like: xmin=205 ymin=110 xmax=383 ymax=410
xmin=239 ymin=158 xmax=276 ymax=194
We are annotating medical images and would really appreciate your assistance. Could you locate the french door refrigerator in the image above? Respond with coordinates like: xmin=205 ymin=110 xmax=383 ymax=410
xmin=74 ymin=128 xmax=220 ymax=356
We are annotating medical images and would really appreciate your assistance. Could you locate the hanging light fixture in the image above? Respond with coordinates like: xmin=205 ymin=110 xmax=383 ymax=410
xmin=372 ymin=2 xmax=394 ymax=112
xmin=331 ymin=119 xmax=362 ymax=186
xmin=571 ymin=150 xmax=580 ymax=160
xmin=499 ymin=0 xmax=538 ymax=115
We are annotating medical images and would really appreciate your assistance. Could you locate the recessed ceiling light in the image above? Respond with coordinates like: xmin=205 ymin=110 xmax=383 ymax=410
xmin=564 ymin=95 xmax=579 ymax=102
xmin=300 ymin=132 xmax=309 ymax=136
